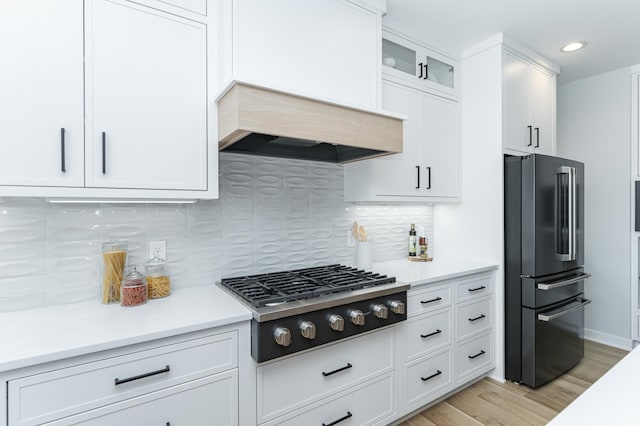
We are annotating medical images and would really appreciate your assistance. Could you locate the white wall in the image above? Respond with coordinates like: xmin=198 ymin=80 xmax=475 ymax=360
xmin=557 ymin=67 xmax=631 ymax=348
xmin=434 ymin=42 xmax=506 ymax=379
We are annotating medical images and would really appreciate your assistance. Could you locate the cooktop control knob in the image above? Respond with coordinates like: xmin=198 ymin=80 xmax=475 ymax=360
xmin=389 ymin=300 xmax=406 ymax=315
xmin=274 ymin=327 xmax=292 ymax=347
xmin=373 ymin=304 xmax=389 ymax=319
xmin=329 ymin=314 xmax=345 ymax=331
xmin=300 ymin=321 xmax=316 ymax=339
xmin=350 ymin=310 xmax=366 ymax=326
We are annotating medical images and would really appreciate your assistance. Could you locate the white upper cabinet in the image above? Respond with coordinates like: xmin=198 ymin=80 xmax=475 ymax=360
xmin=0 ymin=0 xmax=84 ymax=188
xmin=85 ymin=0 xmax=208 ymax=191
xmin=0 ymin=0 xmax=217 ymax=199
xmin=381 ymin=29 xmax=458 ymax=99
xmin=503 ymin=49 xmax=556 ymax=155
xmin=226 ymin=0 xmax=381 ymax=109
xmin=344 ymin=81 xmax=461 ymax=202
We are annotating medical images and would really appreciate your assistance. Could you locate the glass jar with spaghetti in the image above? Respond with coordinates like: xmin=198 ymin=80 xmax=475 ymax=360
xmin=101 ymin=241 xmax=127 ymax=304
xmin=121 ymin=266 xmax=147 ymax=307
xmin=144 ymin=255 xmax=171 ymax=299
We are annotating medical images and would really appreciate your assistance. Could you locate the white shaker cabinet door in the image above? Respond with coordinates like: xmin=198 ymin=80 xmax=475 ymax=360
xmin=85 ymin=0 xmax=208 ymax=190
xmin=503 ymin=51 xmax=532 ymax=153
xmin=419 ymin=93 xmax=460 ymax=198
xmin=530 ymin=64 xmax=555 ymax=154
xmin=0 ymin=0 xmax=84 ymax=187
xmin=372 ymin=81 xmax=422 ymax=196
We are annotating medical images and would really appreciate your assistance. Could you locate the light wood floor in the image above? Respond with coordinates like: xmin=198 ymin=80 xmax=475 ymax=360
xmin=400 ymin=340 xmax=628 ymax=426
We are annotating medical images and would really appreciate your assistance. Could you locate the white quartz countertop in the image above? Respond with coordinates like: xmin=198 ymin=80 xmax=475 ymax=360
xmin=372 ymin=257 xmax=498 ymax=287
xmin=548 ymin=345 xmax=637 ymax=425
xmin=0 ymin=285 xmax=251 ymax=373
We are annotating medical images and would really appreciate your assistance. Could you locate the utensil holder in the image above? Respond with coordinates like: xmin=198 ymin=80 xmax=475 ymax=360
xmin=356 ymin=241 xmax=373 ymax=270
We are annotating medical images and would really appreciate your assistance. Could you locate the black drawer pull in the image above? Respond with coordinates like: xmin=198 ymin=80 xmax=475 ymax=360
xmin=101 ymin=131 xmax=107 ymax=174
xmin=60 ymin=128 xmax=66 ymax=172
xmin=114 ymin=365 xmax=170 ymax=386
xmin=468 ymin=314 xmax=486 ymax=322
xmin=468 ymin=285 xmax=486 ymax=292
xmin=322 ymin=363 xmax=352 ymax=377
xmin=323 ymin=411 xmax=352 ymax=426
xmin=421 ymin=370 xmax=442 ymax=382
xmin=468 ymin=350 xmax=486 ymax=360
xmin=421 ymin=329 xmax=442 ymax=339
xmin=421 ymin=296 xmax=442 ymax=304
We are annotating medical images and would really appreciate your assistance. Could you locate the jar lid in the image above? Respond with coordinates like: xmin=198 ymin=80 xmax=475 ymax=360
xmin=102 ymin=240 xmax=127 ymax=251
xmin=144 ymin=255 xmax=166 ymax=267
xmin=123 ymin=266 xmax=145 ymax=282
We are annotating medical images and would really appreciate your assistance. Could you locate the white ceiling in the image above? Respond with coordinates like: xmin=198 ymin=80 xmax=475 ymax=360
xmin=383 ymin=0 xmax=640 ymax=84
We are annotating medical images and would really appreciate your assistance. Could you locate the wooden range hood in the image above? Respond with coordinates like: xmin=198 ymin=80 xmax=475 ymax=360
xmin=217 ymin=82 xmax=403 ymax=163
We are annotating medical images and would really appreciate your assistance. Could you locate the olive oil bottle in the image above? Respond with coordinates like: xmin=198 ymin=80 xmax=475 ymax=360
xmin=408 ymin=223 xmax=417 ymax=257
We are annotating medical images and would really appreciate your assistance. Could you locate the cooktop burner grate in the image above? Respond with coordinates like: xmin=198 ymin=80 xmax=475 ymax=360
xmin=221 ymin=264 xmax=396 ymax=307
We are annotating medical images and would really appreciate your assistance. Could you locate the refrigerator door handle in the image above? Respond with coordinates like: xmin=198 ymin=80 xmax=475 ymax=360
xmin=556 ymin=166 xmax=577 ymax=261
xmin=537 ymin=273 xmax=591 ymax=290
xmin=537 ymin=297 xmax=592 ymax=322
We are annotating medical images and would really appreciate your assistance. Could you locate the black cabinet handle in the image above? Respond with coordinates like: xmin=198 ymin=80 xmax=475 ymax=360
xmin=60 ymin=128 xmax=66 ymax=173
xmin=468 ymin=350 xmax=486 ymax=359
xmin=322 ymin=363 xmax=352 ymax=377
xmin=468 ymin=286 xmax=486 ymax=292
xmin=415 ymin=165 xmax=420 ymax=189
xmin=166 ymin=423 xmax=170 ymax=426
xmin=322 ymin=411 xmax=352 ymax=426
xmin=114 ymin=365 xmax=170 ymax=386
xmin=101 ymin=131 xmax=107 ymax=174
xmin=424 ymin=63 xmax=428 ymax=80
xmin=527 ymin=125 xmax=533 ymax=146
xmin=418 ymin=62 xmax=424 ymax=79
xmin=535 ymin=127 xmax=540 ymax=148
xmin=421 ymin=370 xmax=442 ymax=382
xmin=468 ymin=314 xmax=486 ymax=322
xmin=421 ymin=329 xmax=442 ymax=339
xmin=421 ymin=297 xmax=442 ymax=304
xmin=426 ymin=166 xmax=432 ymax=189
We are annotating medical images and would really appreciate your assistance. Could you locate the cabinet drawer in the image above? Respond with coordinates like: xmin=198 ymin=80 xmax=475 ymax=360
xmin=406 ymin=309 xmax=452 ymax=359
xmin=408 ymin=284 xmax=451 ymax=317
xmin=456 ymin=332 xmax=493 ymax=381
xmin=46 ymin=370 xmax=237 ymax=425
xmin=405 ymin=349 xmax=452 ymax=407
xmin=9 ymin=331 xmax=237 ymax=425
xmin=257 ymin=327 xmax=394 ymax=423
xmin=266 ymin=375 xmax=394 ymax=426
xmin=456 ymin=297 xmax=492 ymax=341
xmin=456 ymin=275 xmax=492 ymax=303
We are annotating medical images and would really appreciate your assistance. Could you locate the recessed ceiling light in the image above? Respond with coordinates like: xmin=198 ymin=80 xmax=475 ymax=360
xmin=561 ymin=41 xmax=587 ymax=52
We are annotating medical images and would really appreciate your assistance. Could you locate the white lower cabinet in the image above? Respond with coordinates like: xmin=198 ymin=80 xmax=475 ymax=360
xmin=397 ymin=271 xmax=495 ymax=419
xmin=257 ymin=327 xmax=394 ymax=424
xmin=5 ymin=327 xmax=244 ymax=426
xmin=45 ymin=371 xmax=237 ymax=425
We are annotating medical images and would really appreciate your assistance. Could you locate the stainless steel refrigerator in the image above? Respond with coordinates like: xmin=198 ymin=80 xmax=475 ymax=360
xmin=504 ymin=153 xmax=591 ymax=388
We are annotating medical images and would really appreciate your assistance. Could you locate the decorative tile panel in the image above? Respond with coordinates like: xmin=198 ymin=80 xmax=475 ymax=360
xmin=0 ymin=153 xmax=433 ymax=312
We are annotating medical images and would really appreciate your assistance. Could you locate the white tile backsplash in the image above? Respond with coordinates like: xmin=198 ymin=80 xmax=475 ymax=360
xmin=0 ymin=153 xmax=433 ymax=312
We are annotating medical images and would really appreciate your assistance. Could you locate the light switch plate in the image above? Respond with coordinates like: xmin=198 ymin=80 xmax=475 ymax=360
xmin=149 ymin=240 xmax=167 ymax=260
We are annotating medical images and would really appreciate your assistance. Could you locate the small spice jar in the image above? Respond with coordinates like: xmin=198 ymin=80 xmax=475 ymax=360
xmin=101 ymin=241 xmax=127 ymax=304
xmin=144 ymin=256 xmax=171 ymax=299
xmin=121 ymin=266 xmax=147 ymax=307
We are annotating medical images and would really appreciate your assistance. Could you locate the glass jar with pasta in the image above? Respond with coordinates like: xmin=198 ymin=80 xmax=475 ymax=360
xmin=121 ymin=266 xmax=147 ymax=307
xmin=144 ymin=255 xmax=171 ymax=299
xmin=101 ymin=241 xmax=127 ymax=304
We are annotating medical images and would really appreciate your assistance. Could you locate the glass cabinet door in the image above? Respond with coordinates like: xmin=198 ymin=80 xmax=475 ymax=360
xmin=381 ymin=31 xmax=457 ymax=96
xmin=382 ymin=38 xmax=417 ymax=77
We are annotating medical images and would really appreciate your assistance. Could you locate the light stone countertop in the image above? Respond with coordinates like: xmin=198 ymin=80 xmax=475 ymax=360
xmin=372 ymin=257 xmax=498 ymax=288
xmin=0 ymin=285 xmax=251 ymax=373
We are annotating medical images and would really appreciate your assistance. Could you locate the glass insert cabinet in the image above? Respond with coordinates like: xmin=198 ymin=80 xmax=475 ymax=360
xmin=381 ymin=29 xmax=458 ymax=97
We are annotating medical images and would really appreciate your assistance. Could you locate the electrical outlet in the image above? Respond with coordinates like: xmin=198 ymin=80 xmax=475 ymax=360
xmin=347 ymin=230 xmax=356 ymax=248
xmin=149 ymin=241 xmax=167 ymax=260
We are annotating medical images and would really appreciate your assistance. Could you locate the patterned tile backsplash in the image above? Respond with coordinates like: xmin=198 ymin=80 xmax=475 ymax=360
xmin=0 ymin=153 xmax=433 ymax=312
